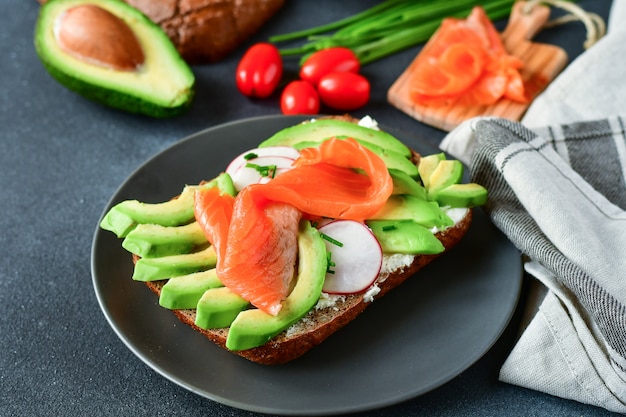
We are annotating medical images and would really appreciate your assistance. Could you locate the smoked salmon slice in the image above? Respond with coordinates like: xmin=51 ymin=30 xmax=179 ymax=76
xmin=193 ymin=187 xmax=234 ymax=261
xmin=195 ymin=137 xmax=392 ymax=315
xmin=260 ymin=137 xmax=392 ymax=221
xmin=409 ymin=6 xmax=528 ymax=106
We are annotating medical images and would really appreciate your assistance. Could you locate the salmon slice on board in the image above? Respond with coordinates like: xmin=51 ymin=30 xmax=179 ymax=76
xmin=388 ymin=1 xmax=568 ymax=132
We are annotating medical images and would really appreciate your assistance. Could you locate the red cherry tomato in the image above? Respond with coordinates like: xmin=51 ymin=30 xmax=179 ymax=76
xmin=300 ymin=47 xmax=360 ymax=86
xmin=280 ymin=81 xmax=320 ymax=115
xmin=317 ymin=72 xmax=370 ymax=111
xmin=236 ymin=43 xmax=283 ymax=98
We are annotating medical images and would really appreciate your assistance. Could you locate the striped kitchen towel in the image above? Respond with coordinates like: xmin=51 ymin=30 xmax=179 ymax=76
xmin=440 ymin=1 xmax=626 ymax=411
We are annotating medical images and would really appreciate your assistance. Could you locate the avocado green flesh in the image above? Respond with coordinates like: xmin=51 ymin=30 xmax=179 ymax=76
xmin=389 ymin=169 xmax=427 ymax=199
xmin=100 ymin=186 xmax=196 ymax=238
xmin=428 ymin=160 xmax=464 ymax=196
xmin=367 ymin=220 xmax=445 ymax=254
xmin=371 ymin=195 xmax=454 ymax=229
xmin=195 ymin=287 xmax=250 ymax=329
xmin=122 ymin=222 xmax=207 ymax=258
xmin=434 ymin=183 xmax=488 ymax=207
xmin=100 ymin=174 xmax=234 ymax=238
xmin=259 ymin=119 xmax=411 ymax=158
xmin=132 ymin=246 xmax=217 ymax=282
xmin=225 ymin=221 xmax=327 ymax=351
xmin=418 ymin=153 xmax=446 ymax=188
xmin=159 ymin=269 xmax=224 ymax=310
xmin=34 ymin=0 xmax=195 ymax=118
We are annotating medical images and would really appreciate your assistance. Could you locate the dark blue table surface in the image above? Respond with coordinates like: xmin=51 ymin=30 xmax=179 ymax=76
xmin=1 ymin=1 xmax=619 ymax=416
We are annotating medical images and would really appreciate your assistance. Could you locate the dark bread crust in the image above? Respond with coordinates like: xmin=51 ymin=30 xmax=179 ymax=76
xmin=124 ymin=0 xmax=285 ymax=63
xmin=143 ymin=209 xmax=472 ymax=364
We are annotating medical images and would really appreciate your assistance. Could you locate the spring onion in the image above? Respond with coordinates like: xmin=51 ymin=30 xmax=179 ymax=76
xmin=270 ymin=0 xmax=520 ymax=65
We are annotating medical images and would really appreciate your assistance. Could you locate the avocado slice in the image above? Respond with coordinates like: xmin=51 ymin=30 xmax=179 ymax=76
xmin=225 ymin=221 xmax=327 ymax=351
xmin=122 ymin=222 xmax=208 ymax=258
xmin=132 ymin=246 xmax=217 ymax=282
xmin=389 ymin=169 xmax=428 ymax=199
xmin=259 ymin=119 xmax=411 ymax=158
xmin=195 ymin=287 xmax=251 ymax=329
xmin=100 ymin=185 xmax=197 ymax=238
xmin=432 ymin=183 xmax=488 ymax=208
xmin=34 ymin=0 xmax=195 ymax=117
xmin=427 ymin=160 xmax=464 ymax=197
xmin=370 ymin=195 xmax=454 ymax=229
xmin=366 ymin=220 xmax=445 ymax=254
xmin=159 ymin=269 xmax=224 ymax=310
xmin=417 ymin=153 xmax=446 ymax=188
xmin=100 ymin=173 xmax=235 ymax=238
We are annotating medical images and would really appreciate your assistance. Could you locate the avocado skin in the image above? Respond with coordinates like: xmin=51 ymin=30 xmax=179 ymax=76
xmin=37 ymin=58 xmax=194 ymax=118
xmin=34 ymin=0 xmax=195 ymax=118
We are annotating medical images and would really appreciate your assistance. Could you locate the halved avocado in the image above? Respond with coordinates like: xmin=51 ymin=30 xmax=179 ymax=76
xmin=34 ymin=0 xmax=195 ymax=118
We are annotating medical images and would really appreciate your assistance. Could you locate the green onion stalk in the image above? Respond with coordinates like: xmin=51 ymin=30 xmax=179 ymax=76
xmin=270 ymin=0 xmax=524 ymax=65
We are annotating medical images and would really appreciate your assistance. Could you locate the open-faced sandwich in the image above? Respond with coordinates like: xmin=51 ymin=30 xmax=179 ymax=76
xmin=99 ymin=115 xmax=487 ymax=365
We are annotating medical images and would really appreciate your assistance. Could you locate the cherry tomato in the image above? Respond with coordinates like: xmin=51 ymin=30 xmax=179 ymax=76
xmin=236 ymin=43 xmax=283 ymax=98
xmin=280 ymin=80 xmax=320 ymax=115
xmin=317 ymin=72 xmax=370 ymax=111
xmin=300 ymin=47 xmax=360 ymax=86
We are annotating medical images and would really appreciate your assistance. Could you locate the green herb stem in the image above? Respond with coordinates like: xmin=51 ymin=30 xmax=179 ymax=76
xmin=320 ymin=233 xmax=344 ymax=247
xmin=245 ymin=163 xmax=277 ymax=178
xmin=268 ymin=0 xmax=407 ymax=43
xmin=270 ymin=0 xmax=522 ymax=65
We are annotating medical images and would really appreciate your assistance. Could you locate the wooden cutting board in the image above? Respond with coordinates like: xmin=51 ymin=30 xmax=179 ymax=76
xmin=388 ymin=1 xmax=568 ymax=132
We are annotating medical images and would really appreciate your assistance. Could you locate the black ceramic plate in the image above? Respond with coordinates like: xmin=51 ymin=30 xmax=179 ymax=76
xmin=91 ymin=115 xmax=522 ymax=416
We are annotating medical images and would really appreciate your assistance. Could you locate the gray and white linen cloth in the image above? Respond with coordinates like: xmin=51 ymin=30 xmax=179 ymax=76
xmin=440 ymin=1 xmax=626 ymax=413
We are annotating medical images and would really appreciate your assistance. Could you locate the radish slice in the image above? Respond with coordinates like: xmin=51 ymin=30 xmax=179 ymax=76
xmin=229 ymin=155 xmax=296 ymax=191
xmin=318 ymin=220 xmax=383 ymax=294
xmin=226 ymin=146 xmax=300 ymax=177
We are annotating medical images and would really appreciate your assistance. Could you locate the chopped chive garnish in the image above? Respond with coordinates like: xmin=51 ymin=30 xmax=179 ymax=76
xmin=382 ymin=225 xmax=397 ymax=231
xmin=320 ymin=233 xmax=344 ymax=247
xmin=246 ymin=163 xmax=277 ymax=178
xmin=326 ymin=252 xmax=336 ymax=274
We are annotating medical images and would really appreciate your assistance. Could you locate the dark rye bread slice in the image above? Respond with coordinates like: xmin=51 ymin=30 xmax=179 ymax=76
xmin=141 ymin=209 xmax=472 ymax=365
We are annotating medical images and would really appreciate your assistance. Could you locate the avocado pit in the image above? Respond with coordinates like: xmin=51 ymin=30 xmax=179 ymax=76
xmin=55 ymin=4 xmax=145 ymax=71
